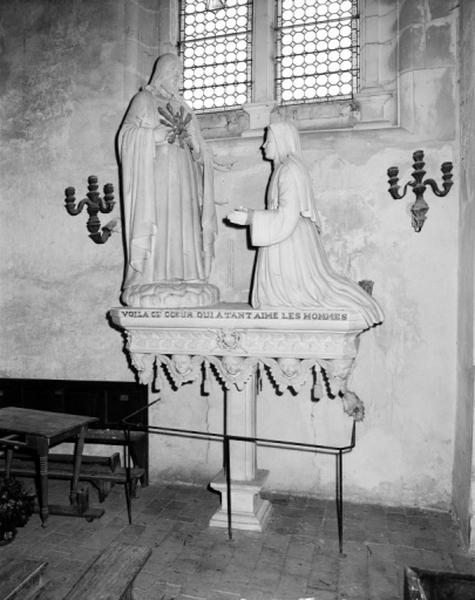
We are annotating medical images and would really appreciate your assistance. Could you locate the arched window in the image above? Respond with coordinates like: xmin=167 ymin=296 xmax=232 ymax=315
xmin=179 ymin=0 xmax=359 ymax=113
xmin=179 ymin=0 xmax=253 ymax=112
xmin=275 ymin=0 xmax=359 ymax=105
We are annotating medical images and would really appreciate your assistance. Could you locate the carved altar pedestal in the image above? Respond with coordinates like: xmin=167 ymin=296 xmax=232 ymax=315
xmin=110 ymin=303 xmax=369 ymax=532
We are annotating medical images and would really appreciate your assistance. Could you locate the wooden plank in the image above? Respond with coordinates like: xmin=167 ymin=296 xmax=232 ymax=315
xmin=49 ymin=452 xmax=121 ymax=470
xmin=0 ymin=559 xmax=47 ymax=600
xmin=11 ymin=451 xmax=121 ymax=472
xmin=0 ymin=465 xmax=143 ymax=484
xmin=64 ymin=542 xmax=151 ymax=600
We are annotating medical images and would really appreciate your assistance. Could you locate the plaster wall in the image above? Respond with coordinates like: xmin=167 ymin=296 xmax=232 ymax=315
xmin=0 ymin=0 xmax=160 ymax=382
xmin=452 ymin=0 xmax=475 ymax=547
xmin=0 ymin=0 xmax=464 ymax=510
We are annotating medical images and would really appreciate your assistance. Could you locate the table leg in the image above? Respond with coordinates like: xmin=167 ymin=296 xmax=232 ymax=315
xmin=5 ymin=447 xmax=13 ymax=479
xmin=70 ymin=425 xmax=87 ymax=505
xmin=33 ymin=438 xmax=50 ymax=527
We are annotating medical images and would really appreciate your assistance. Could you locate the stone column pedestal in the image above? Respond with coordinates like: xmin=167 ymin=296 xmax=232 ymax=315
xmin=209 ymin=469 xmax=272 ymax=531
xmin=208 ymin=370 xmax=272 ymax=531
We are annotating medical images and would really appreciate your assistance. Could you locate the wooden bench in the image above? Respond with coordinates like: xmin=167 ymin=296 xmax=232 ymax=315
xmin=63 ymin=542 xmax=151 ymax=600
xmin=0 ymin=453 xmax=144 ymax=523
xmin=49 ymin=451 xmax=121 ymax=472
xmin=3 ymin=450 xmax=142 ymax=496
xmin=84 ymin=428 xmax=148 ymax=486
xmin=1 ymin=427 xmax=148 ymax=489
xmin=0 ymin=559 xmax=47 ymax=600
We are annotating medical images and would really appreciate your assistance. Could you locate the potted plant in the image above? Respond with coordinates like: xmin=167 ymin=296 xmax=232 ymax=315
xmin=0 ymin=476 xmax=36 ymax=545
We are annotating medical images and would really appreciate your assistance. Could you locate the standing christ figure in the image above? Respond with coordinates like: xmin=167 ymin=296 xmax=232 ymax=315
xmin=119 ymin=53 xmax=219 ymax=308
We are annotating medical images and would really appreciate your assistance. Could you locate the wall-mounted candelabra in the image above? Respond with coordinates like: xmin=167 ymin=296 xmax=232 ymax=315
xmin=64 ymin=175 xmax=117 ymax=244
xmin=387 ymin=150 xmax=453 ymax=233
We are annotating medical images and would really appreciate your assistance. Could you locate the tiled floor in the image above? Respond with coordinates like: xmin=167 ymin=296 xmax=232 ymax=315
xmin=1 ymin=478 xmax=473 ymax=600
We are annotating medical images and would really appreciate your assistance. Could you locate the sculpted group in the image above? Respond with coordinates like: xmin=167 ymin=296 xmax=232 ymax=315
xmin=119 ymin=53 xmax=383 ymax=329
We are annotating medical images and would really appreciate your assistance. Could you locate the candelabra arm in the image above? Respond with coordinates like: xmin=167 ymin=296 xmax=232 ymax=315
xmin=388 ymin=181 xmax=410 ymax=201
xmin=65 ymin=198 xmax=89 ymax=216
xmin=95 ymin=197 xmax=115 ymax=214
xmin=423 ymin=178 xmax=454 ymax=198
xmin=387 ymin=166 xmax=411 ymax=200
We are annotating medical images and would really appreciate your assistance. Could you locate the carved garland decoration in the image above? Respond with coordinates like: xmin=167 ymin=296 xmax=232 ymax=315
xmin=129 ymin=350 xmax=364 ymax=421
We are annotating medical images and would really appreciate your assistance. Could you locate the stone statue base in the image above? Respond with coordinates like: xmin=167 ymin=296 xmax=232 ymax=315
xmin=209 ymin=469 xmax=272 ymax=532
xmin=121 ymin=282 xmax=220 ymax=308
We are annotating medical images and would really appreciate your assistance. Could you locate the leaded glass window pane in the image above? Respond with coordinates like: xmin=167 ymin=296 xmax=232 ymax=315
xmin=275 ymin=0 xmax=359 ymax=105
xmin=179 ymin=0 xmax=253 ymax=112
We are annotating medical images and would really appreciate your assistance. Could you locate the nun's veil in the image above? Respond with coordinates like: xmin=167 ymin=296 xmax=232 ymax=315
xmin=267 ymin=121 xmax=321 ymax=229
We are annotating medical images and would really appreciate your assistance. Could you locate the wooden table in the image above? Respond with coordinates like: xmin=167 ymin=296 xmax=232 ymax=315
xmin=0 ymin=406 xmax=99 ymax=525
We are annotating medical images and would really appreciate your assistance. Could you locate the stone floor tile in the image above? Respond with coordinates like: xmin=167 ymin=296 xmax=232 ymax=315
xmin=366 ymin=543 xmax=400 ymax=600
xmin=161 ymin=566 xmax=196 ymax=585
xmin=246 ymin=563 xmax=282 ymax=592
xmin=308 ymin=499 xmax=328 ymax=514
xmin=364 ymin=528 xmax=391 ymax=544
xmin=149 ymin=582 xmax=183 ymax=599
xmin=287 ymin=535 xmax=320 ymax=558
xmin=261 ymin=530 xmax=292 ymax=552
xmin=283 ymin=556 xmax=313 ymax=578
xmin=307 ymin=551 xmax=340 ymax=591
xmin=238 ymin=591 xmax=275 ymax=600
xmin=337 ymin=542 xmax=370 ymax=600
xmin=337 ymin=585 xmax=368 ymax=600
xmin=438 ymin=530 xmax=464 ymax=548
xmin=197 ymin=550 xmax=234 ymax=575
xmin=393 ymin=544 xmax=424 ymax=572
xmin=343 ymin=524 xmax=369 ymax=544
xmin=305 ymin=589 xmax=338 ymax=600
xmin=230 ymin=543 xmax=264 ymax=563
xmin=450 ymin=552 xmax=475 ymax=574
xmin=207 ymin=590 xmax=242 ymax=600
xmin=257 ymin=546 xmax=285 ymax=566
xmin=1 ymin=480 xmax=469 ymax=600
xmin=219 ymin=565 xmax=252 ymax=591
xmin=295 ymin=519 xmax=323 ymax=537
xmin=386 ymin=511 xmax=408 ymax=527
xmin=418 ymin=547 xmax=456 ymax=571
xmin=134 ymin=582 xmax=170 ymax=600
xmin=180 ymin=572 xmax=223 ymax=598
xmin=279 ymin=506 xmax=308 ymax=520
xmin=272 ymin=515 xmax=301 ymax=535
xmin=307 ymin=587 xmax=339 ymax=600
xmin=387 ymin=528 xmax=416 ymax=547
xmin=274 ymin=572 xmax=309 ymax=597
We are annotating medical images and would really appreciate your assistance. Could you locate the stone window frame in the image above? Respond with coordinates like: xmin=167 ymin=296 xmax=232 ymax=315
xmin=161 ymin=0 xmax=398 ymax=138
